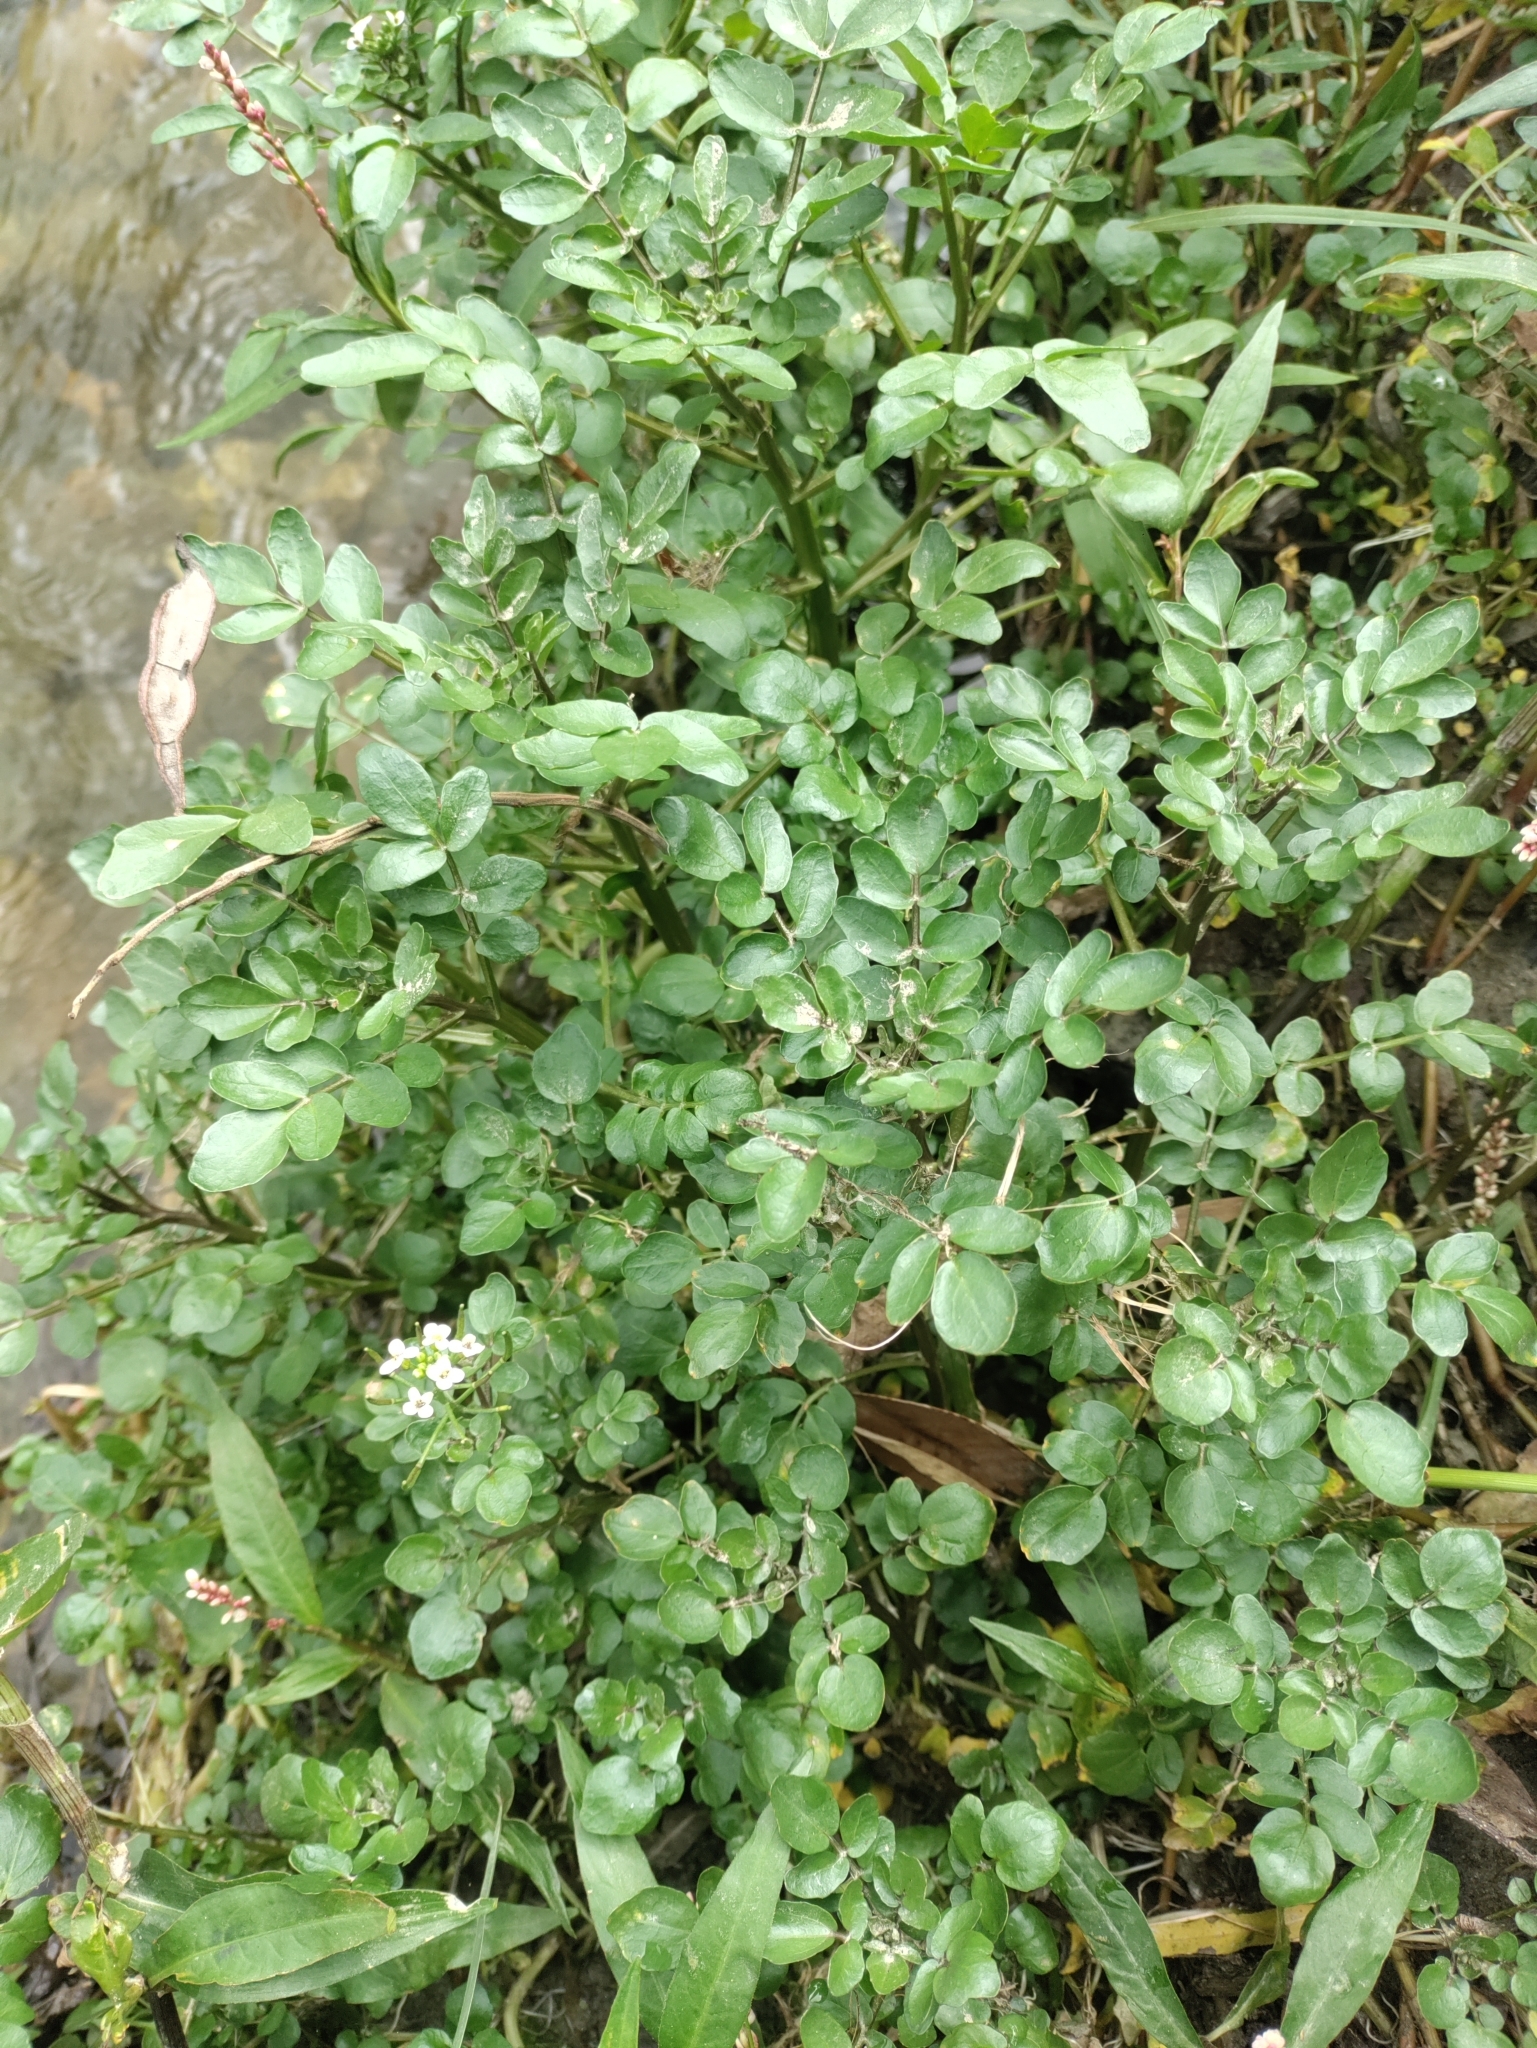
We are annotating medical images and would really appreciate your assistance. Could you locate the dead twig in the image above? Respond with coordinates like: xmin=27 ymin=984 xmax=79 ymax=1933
xmin=137 ymin=547 xmax=215 ymax=812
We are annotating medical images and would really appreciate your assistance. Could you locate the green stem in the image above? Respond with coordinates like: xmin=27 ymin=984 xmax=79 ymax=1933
xmin=610 ymin=817 xmax=693 ymax=953
xmin=854 ymin=241 xmax=918 ymax=356
xmin=935 ymin=164 xmax=969 ymax=354
xmin=968 ymin=124 xmax=1093 ymax=346
xmin=1418 ymin=1352 xmax=1449 ymax=1449
xmin=1425 ymin=1466 xmax=1537 ymax=1491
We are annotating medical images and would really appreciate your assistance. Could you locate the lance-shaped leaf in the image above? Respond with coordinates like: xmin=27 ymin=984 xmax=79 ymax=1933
xmin=1179 ymin=301 xmax=1285 ymax=510
xmin=207 ymin=1405 xmax=323 ymax=1624
xmin=1282 ymin=1804 xmax=1434 ymax=2048
xmin=657 ymin=1802 xmax=790 ymax=2048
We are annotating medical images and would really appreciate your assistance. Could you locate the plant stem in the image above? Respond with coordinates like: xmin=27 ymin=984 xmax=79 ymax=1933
xmin=609 ymin=816 xmax=693 ymax=953
xmin=1425 ymin=1467 xmax=1537 ymax=1491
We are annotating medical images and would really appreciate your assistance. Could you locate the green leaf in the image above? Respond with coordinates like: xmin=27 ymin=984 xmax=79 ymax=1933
xmin=756 ymin=1154 xmax=828 ymax=1244
xmin=1018 ymin=1485 xmax=1106 ymax=1565
xmin=600 ymin=1963 xmax=643 ymax=2048
xmin=238 ymin=796 xmax=313 ymax=855
xmin=1164 ymin=1616 xmax=1246 ymax=1705
xmin=1031 ymin=344 xmax=1150 ymax=454
xmin=409 ymin=1592 xmax=486 ymax=1679
xmin=1020 ymin=1782 xmax=1202 ymax=2048
xmin=980 ymin=1800 xmax=1068 ymax=1889
xmin=208 ymin=1404 xmax=323 ymax=1624
xmin=638 ymin=955 xmax=723 ymax=1017
xmin=816 ymin=1653 xmax=885 ymax=1730
xmin=1158 ymin=136 xmax=1313 ymax=182
xmin=581 ymin=1756 xmax=657 ymax=1836
xmin=657 ymin=1802 xmax=789 ymax=2048
xmin=627 ymin=576 xmax=749 ymax=660
xmin=97 ymin=814 xmax=238 ymax=904
xmin=357 ymin=743 xmax=439 ymax=836
xmin=0 ymin=1790 xmax=60 ymax=1904
xmin=502 ymin=1818 xmax=573 ymax=1926
xmin=974 ymin=1616 xmax=1125 ymax=1703
xmin=1252 ymin=1809 xmax=1335 ymax=1906
xmin=1397 ymin=807 xmax=1507 ymax=856
xmin=1390 ymin=1720 xmax=1479 ymax=1804
xmin=301 ymin=331 xmax=441 ymax=386
xmin=626 ymin=55 xmax=704 ymax=128
xmin=1309 ymin=1120 xmax=1388 ymax=1222
xmin=952 ymin=540 xmax=1056 ymax=592
xmin=249 ymin=1645 xmax=365 ymax=1708
xmin=1326 ymin=1401 xmax=1427 ymax=1508
xmin=1179 ymin=302 xmax=1284 ymax=509
xmin=1282 ymin=1804 xmax=1434 ymax=2048
xmin=341 ymin=1064 xmax=412 ymax=1129
xmin=189 ymin=1111 xmax=292 ymax=1192
xmin=146 ymin=1879 xmax=492 ymax=1999
xmin=0 ymin=1519 xmax=84 ymax=1648
xmin=1046 ymin=1541 xmax=1148 ymax=1683
xmin=771 ymin=1775 xmax=839 ymax=1853
xmin=931 ymin=1251 xmax=1017 ymax=1355
xmin=1113 ymin=1 xmax=1217 ymax=73
xmin=1435 ymin=56 xmax=1537 ymax=125
xmin=555 ymin=1726 xmax=657 ymax=1991
xmin=286 ymin=1093 xmax=345 ymax=1162
xmin=1362 ymin=248 xmax=1537 ymax=297
xmin=708 ymin=50 xmax=794 ymax=135
xmin=1466 ymin=1282 xmax=1537 ymax=1366
xmin=532 ymin=1017 xmax=603 ymax=1105
xmin=945 ymin=1207 xmax=1038 ymax=1255
xmin=1094 ymin=460 xmax=1188 ymax=530
xmin=764 ymin=1900 xmax=837 ymax=1962
xmin=1037 ymin=1196 xmax=1139 ymax=1284
xmin=1084 ymin=949 xmax=1185 ymax=1013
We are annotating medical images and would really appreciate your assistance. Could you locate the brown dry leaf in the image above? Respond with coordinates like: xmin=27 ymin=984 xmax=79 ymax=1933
xmin=852 ymin=1393 xmax=1045 ymax=1503
xmin=1045 ymin=886 xmax=1108 ymax=924
xmin=1511 ymin=311 xmax=1537 ymax=358
xmin=1465 ymin=1438 xmax=1537 ymax=1527
xmin=138 ymin=547 xmax=216 ymax=812
xmin=1451 ymin=1733 xmax=1537 ymax=1864
xmin=829 ymin=1295 xmax=905 ymax=1361
xmin=1148 ymin=1905 xmax=1311 ymax=1957
xmin=1466 ymin=1684 xmax=1537 ymax=1736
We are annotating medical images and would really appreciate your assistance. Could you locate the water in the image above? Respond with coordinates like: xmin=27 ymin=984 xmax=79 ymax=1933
xmin=0 ymin=0 xmax=465 ymax=1121
xmin=0 ymin=0 xmax=466 ymax=1454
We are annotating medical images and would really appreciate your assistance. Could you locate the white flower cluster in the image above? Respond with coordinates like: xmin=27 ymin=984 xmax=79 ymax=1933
xmin=1516 ymin=817 xmax=1537 ymax=864
xmin=380 ymin=1322 xmax=484 ymax=1421
xmin=346 ymin=8 xmax=406 ymax=47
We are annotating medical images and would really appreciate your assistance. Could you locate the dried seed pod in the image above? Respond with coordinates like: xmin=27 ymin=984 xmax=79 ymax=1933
xmin=136 ymin=543 xmax=215 ymax=812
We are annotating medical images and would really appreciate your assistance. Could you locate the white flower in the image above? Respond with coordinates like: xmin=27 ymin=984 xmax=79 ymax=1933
xmin=346 ymin=17 xmax=367 ymax=44
xmin=423 ymin=1322 xmax=452 ymax=1344
xmin=1516 ymin=819 xmax=1537 ymax=864
xmin=426 ymin=1359 xmax=465 ymax=1391
xmin=450 ymin=1333 xmax=484 ymax=1358
xmin=1251 ymin=2031 xmax=1286 ymax=2048
xmin=403 ymin=1387 xmax=435 ymax=1419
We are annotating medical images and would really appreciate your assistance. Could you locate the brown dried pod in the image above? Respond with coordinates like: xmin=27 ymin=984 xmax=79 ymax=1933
xmin=137 ymin=544 xmax=215 ymax=812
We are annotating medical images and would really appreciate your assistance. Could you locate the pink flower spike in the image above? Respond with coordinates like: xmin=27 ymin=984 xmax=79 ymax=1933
xmin=1514 ymin=819 xmax=1537 ymax=864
